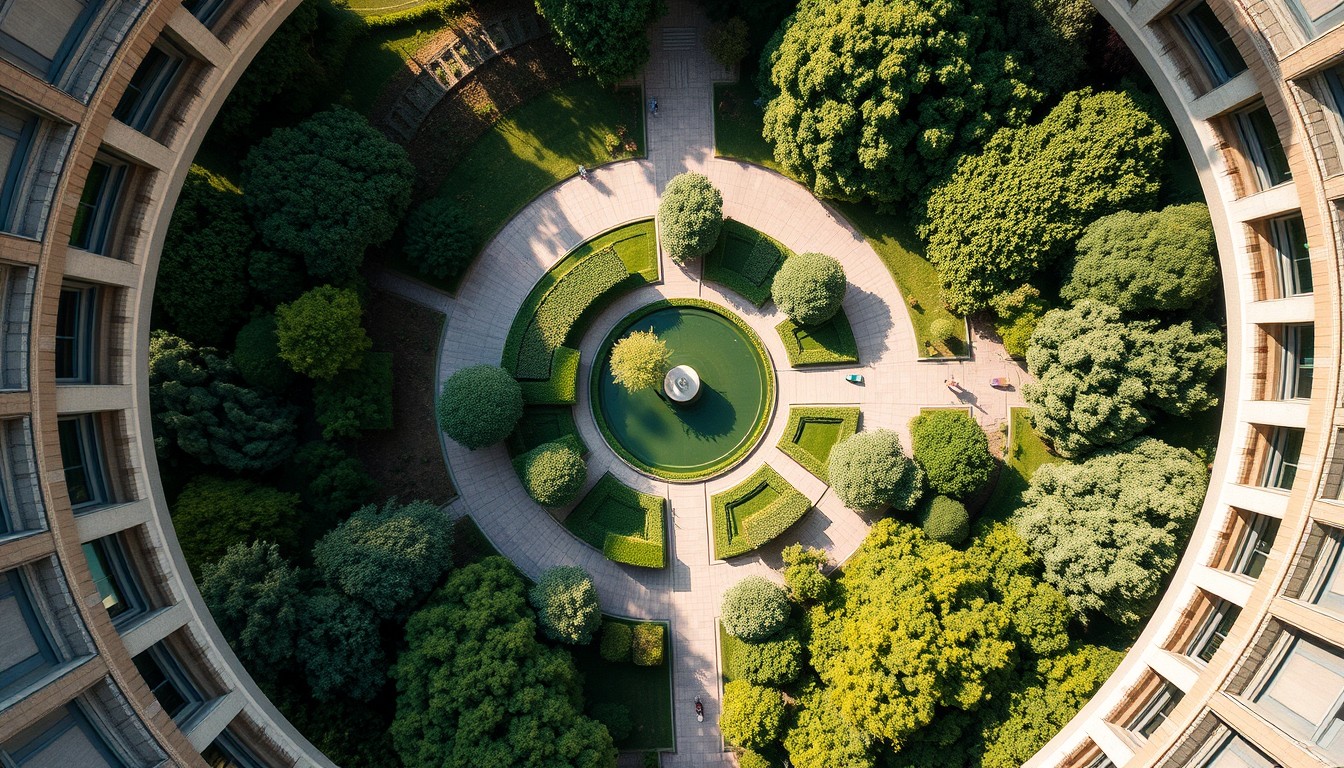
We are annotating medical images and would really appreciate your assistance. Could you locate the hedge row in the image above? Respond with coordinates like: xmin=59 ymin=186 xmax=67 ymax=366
xmin=566 ymin=474 xmax=667 ymax=568
xmin=776 ymin=311 xmax=859 ymax=367
xmin=511 ymin=245 xmax=630 ymax=379
xmin=776 ymin=406 xmax=861 ymax=482
xmin=713 ymin=465 xmax=813 ymax=559
xmin=704 ymin=223 xmax=791 ymax=307
xmin=604 ymin=534 xmax=664 ymax=569
xmin=519 ymin=346 xmax=580 ymax=405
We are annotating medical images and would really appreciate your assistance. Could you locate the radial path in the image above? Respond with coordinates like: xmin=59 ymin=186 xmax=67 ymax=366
xmin=373 ymin=3 xmax=1029 ymax=764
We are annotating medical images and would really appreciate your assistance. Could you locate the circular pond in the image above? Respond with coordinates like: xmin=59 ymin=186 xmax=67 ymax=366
xmin=593 ymin=301 xmax=775 ymax=481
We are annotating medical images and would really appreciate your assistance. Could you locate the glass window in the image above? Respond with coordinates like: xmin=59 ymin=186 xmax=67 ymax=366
xmin=0 ymin=0 xmax=99 ymax=81
xmin=1082 ymin=755 xmax=1116 ymax=768
xmin=1195 ymin=728 xmax=1277 ymax=767
xmin=1262 ymin=427 xmax=1305 ymax=491
xmin=1251 ymin=632 xmax=1344 ymax=761
xmin=1174 ymin=1 xmax=1249 ymax=85
xmin=1232 ymin=514 xmax=1279 ymax=578
xmin=0 ymin=101 xmax=34 ymax=232
xmin=81 ymin=536 xmax=144 ymax=624
xmin=182 ymin=0 xmax=229 ymax=27
xmin=1282 ymin=325 xmax=1314 ymax=399
xmin=1129 ymin=683 xmax=1183 ymax=739
xmin=0 ymin=702 xmax=127 ymax=768
xmin=1235 ymin=106 xmax=1292 ymax=190
xmin=112 ymin=46 xmax=181 ymax=132
xmin=0 ymin=570 xmax=57 ymax=700
xmin=1270 ymin=215 xmax=1311 ymax=296
xmin=132 ymin=643 xmax=202 ymax=725
xmin=1301 ymin=527 xmax=1344 ymax=614
xmin=1189 ymin=599 xmax=1241 ymax=663
xmin=68 ymin=160 xmax=124 ymax=254
xmin=58 ymin=415 xmax=106 ymax=510
xmin=202 ymin=732 xmax=267 ymax=768
xmin=54 ymin=285 xmax=94 ymax=383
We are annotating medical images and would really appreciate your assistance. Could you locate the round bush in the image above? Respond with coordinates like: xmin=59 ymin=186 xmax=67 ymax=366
xmin=729 ymin=631 xmax=803 ymax=687
xmin=632 ymin=622 xmax=666 ymax=666
xmin=720 ymin=680 xmax=785 ymax=750
xmin=436 ymin=365 xmax=524 ymax=449
xmin=404 ymin=196 xmax=474 ymax=281
xmin=599 ymin=621 xmax=633 ymax=662
xmin=772 ymin=251 xmax=846 ymax=325
xmin=930 ymin=317 xmax=959 ymax=345
xmin=909 ymin=409 xmax=995 ymax=499
xmin=828 ymin=429 xmax=924 ymax=512
xmin=721 ymin=576 xmax=790 ymax=642
xmin=737 ymin=751 xmax=771 ymax=768
xmin=609 ymin=329 xmax=670 ymax=392
xmin=920 ymin=495 xmax=970 ymax=545
xmin=591 ymin=702 xmax=632 ymax=741
xmin=519 ymin=440 xmax=587 ymax=507
xmin=530 ymin=565 xmax=601 ymax=645
xmin=658 ymin=172 xmax=723 ymax=263
xmin=233 ymin=315 xmax=294 ymax=393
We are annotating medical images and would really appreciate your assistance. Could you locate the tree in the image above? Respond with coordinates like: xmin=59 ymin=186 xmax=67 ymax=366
xmin=155 ymin=166 xmax=253 ymax=345
xmin=970 ymin=523 xmax=1073 ymax=658
xmin=921 ymin=89 xmax=1168 ymax=312
xmin=292 ymin=441 xmax=380 ymax=524
xmin=314 ymin=351 xmax=395 ymax=439
xmin=727 ymin=631 xmax=803 ymax=686
xmin=233 ymin=314 xmax=294 ymax=393
xmin=781 ymin=544 xmax=830 ymax=602
xmin=599 ymin=621 xmax=632 ymax=662
xmin=437 ymin=365 xmax=524 ymax=449
xmin=249 ymin=250 xmax=306 ymax=305
xmin=314 ymin=499 xmax=455 ymax=619
xmin=298 ymin=588 xmax=387 ymax=702
xmin=827 ymin=430 xmax=923 ymax=512
xmin=200 ymin=541 xmax=303 ymax=679
xmin=920 ymin=495 xmax=970 ymax=545
xmin=171 ymin=476 xmax=300 ymax=570
xmin=530 ymin=565 xmax=601 ymax=645
xmin=990 ymin=284 xmax=1049 ymax=359
xmin=657 ymin=172 xmax=723 ymax=263
xmin=149 ymin=331 xmax=298 ymax=472
xmin=721 ymin=577 xmax=791 ymax=642
xmin=403 ymin=196 xmax=475 ymax=282
xmin=591 ymin=703 xmax=632 ymax=741
xmin=1017 ymin=437 xmax=1208 ymax=625
xmin=275 ymin=286 xmax=372 ymax=380
xmin=808 ymin=520 xmax=1015 ymax=748
xmin=1136 ymin=319 xmax=1226 ymax=417
xmin=242 ymin=107 xmax=414 ymax=284
xmin=1062 ymin=203 xmax=1218 ymax=313
xmin=609 ymin=329 xmax=671 ymax=392
xmin=772 ymin=252 xmax=846 ymax=325
xmin=533 ymin=0 xmax=661 ymax=84
xmin=390 ymin=557 xmax=616 ymax=768
xmin=517 ymin=439 xmax=587 ymax=508
xmin=784 ymin=683 xmax=877 ymax=768
xmin=706 ymin=17 xmax=749 ymax=68
xmin=719 ymin=680 xmax=785 ymax=751
xmin=909 ymin=409 xmax=994 ymax=499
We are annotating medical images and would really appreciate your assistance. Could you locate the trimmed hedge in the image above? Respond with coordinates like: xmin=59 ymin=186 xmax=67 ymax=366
xmin=703 ymin=221 xmax=792 ymax=306
xmin=514 ymin=438 xmax=587 ymax=508
xmin=519 ymin=346 xmax=580 ymax=405
xmin=363 ymin=0 xmax=465 ymax=26
xmin=566 ymin=474 xmax=666 ymax=568
xmin=658 ymin=172 xmax=723 ymax=263
xmin=599 ymin=620 xmax=633 ymax=662
xmin=721 ymin=576 xmax=791 ymax=642
xmin=776 ymin=406 xmax=861 ymax=482
xmin=776 ymin=311 xmax=859 ymax=367
xmin=632 ymin=622 xmax=666 ymax=666
xmin=512 ymin=245 xmax=630 ymax=379
xmin=712 ymin=465 xmax=812 ymax=559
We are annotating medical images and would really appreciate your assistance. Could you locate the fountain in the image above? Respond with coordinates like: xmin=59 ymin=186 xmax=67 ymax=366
xmin=664 ymin=364 xmax=701 ymax=403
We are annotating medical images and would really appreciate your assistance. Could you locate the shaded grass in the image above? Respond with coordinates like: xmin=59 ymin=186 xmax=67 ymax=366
xmin=1157 ymin=402 xmax=1223 ymax=466
xmin=703 ymin=220 xmax=792 ymax=306
xmin=339 ymin=17 xmax=447 ymax=116
xmin=979 ymin=408 xmax=1065 ymax=529
xmin=566 ymin=474 xmax=667 ymax=568
xmin=571 ymin=617 xmax=674 ymax=750
xmin=712 ymin=81 xmax=782 ymax=173
xmin=776 ymin=407 xmax=861 ymax=482
xmin=776 ymin=311 xmax=859 ymax=367
xmin=506 ymin=406 xmax=584 ymax=458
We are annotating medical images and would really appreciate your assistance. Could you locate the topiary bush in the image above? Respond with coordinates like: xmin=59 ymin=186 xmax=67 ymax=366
xmin=827 ymin=429 xmax=924 ymax=512
xmin=403 ymin=196 xmax=475 ymax=282
xmin=516 ymin=439 xmax=587 ymax=507
xmin=599 ymin=620 xmax=633 ymax=662
xmin=632 ymin=622 xmax=665 ymax=666
xmin=436 ymin=364 xmax=524 ymax=449
xmin=658 ymin=172 xmax=723 ymax=263
xmin=233 ymin=314 xmax=294 ymax=393
xmin=720 ymin=680 xmax=785 ymax=750
xmin=721 ymin=576 xmax=791 ymax=642
xmin=729 ymin=631 xmax=803 ymax=687
xmin=591 ymin=702 xmax=633 ymax=741
xmin=909 ymin=409 xmax=995 ymax=499
xmin=920 ymin=495 xmax=970 ymax=545
xmin=530 ymin=565 xmax=602 ymax=645
xmin=771 ymin=252 xmax=846 ymax=325
xmin=275 ymin=285 xmax=372 ymax=381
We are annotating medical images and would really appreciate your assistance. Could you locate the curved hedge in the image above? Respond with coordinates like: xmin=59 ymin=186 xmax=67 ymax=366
xmin=712 ymin=465 xmax=811 ymax=559
xmin=565 ymin=473 xmax=668 ymax=568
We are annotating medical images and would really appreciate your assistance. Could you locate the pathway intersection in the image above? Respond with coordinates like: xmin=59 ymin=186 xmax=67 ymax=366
xmin=374 ymin=3 xmax=1029 ymax=763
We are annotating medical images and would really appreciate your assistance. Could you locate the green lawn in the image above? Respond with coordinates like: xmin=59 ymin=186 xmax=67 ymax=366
xmin=570 ymin=617 xmax=674 ymax=750
xmin=506 ymin=405 xmax=584 ymax=458
xmin=980 ymin=408 xmax=1065 ymax=528
xmin=703 ymin=220 xmax=792 ymax=306
xmin=776 ymin=407 xmax=861 ymax=482
xmin=712 ymin=81 xmax=782 ymax=173
xmin=775 ymin=311 xmax=859 ymax=367
xmin=712 ymin=465 xmax=812 ymax=559
xmin=346 ymin=0 xmax=427 ymax=15
xmin=565 ymin=474 xmax=667 ymax=568
xmin=339 ymin=17 xmax=448 ymax=115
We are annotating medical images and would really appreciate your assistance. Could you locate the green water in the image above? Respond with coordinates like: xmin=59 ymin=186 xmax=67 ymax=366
xmin=595 ymin=306 xmax=771 ymax=478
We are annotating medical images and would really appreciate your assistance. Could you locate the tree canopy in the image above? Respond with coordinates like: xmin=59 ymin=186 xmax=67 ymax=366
xmin=909 ymin=409 xmax=994 ymax=499
xmin=721 ymin=576 xmax=791 ymax=642
xmin=657 ymin=173 xmax=723 ymax=262
xmin=298 ymin=588 xmax=387 ymax=702
xmin=609 ymin=329 xmax=670 ymax=392
xmin=403 ymin=196 xmax=475 ymax=282
xmin=784 ymin=683 xmax=877 ymax=768
xmin=772 ymin=252 xmax=847 ymax=325
xmin=171 ymin=476 xmax=300 ymax=570
xmin=534 ymin=0 xmax=662 ymax=84
xmin=827 ymin=430 xmax=923 ymax=512
xmin=530 ymin=565 xmax=602 ymax=645
xmin=200 ymin=541 xmax=304 ymax=679
xmin=437 ymin=365 xmax=525 ymax=449
xmin=719 ymin=680 xmax=785 ymax=751
xmin=275 ymin=286 xmax=373 ymax=381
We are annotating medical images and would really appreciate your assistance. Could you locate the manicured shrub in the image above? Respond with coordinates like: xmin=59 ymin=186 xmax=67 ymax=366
xmin=930 ymin=318 xmax=959 ymax=346
xmin=530 ymin=566 xmax=601 ymax=645
xmin=707 ymin=17 xmax=750 ymax=67
xmin=314 ymin=499 xmax=455 ymax=619
xmin=242 ymin=107 xmax=413 ymax=284
xmin=275 ymin=285 xmax=372 ymax=381
xmin=516 ymin=439 xmax=587 ymax=507
xmin=591 ymin=702 xmax=632 ymax=741
xmin=632 ymin=622 xmax=665 ymax=666
xmin=720 ymin=680 xmax=785 ymax=750
xmin=534 ymin=0 xmax=662 ymax=84
xmin=599 ymin=621 xmax=633 ymax=662
xmin=713 ymin=466 xmax=813 ymax=558
xmin=604 ymin=534 xmax=665 ymax=569
xmin=721 ymin=576 xmax=790 ymax=642
xmin=771 ymin=252 xmax=846 ymax=325
xmin=200 ymin=541 xmax=303 ymax=679
xmin=827 ymin=430 xmax=923 ymax=512
xmin=658 ymin=173 xmax=723 ymax=263
xmin=920 ymin=495 xmax=970 ymax=545
xmin=513 ymin=246 xmax=630 ymax=378
xmin=436 ymin=364 xmax=524 ymax=449
xmin=171 ymin=476 xmax=300 ymax=570
xmin=609 ymin=329 xmax=670 ymax=392
xmin=298 ymin=588 xmax=386 ymax=702
xmin=730 ymin=631 xmax=803 ymax=687
xmin=314 ymin=351 xmax=394 ymax=439
xmin=781 ymin=544 xmax=830 ymax=602
xmin=233 ymin=314 xmax=294 ymax=393
xmin=909 ymin=409 xmax=994 ymax=499
xmin=520 ymin=346 xmax=581 ymax=405
xmin=403 ymin=196 xmax=474 ymax=282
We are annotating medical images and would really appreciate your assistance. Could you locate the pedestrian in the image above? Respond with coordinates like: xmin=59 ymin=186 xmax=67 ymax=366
xmin=945 ymin=378 xmax=961 ymax=392
xmin=649 ymin=97 xmax=658 ymax=116
xmin=577 ymin=164 xmax=588 ymax=180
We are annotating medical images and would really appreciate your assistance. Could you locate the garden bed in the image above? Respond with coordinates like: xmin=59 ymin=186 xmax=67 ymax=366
xmin=712 ymin=464 xmax=812 ymax=559
xmin=570 ymin=617 xmax=674 ymax=751
xmin=776 ymin=406 xmax=861 ymax=482
xmin=506 ymin=405 xmax=586 ymax=458
xmin=703 ymin=220 xmax=793 ymax=306
xmin=775 ymin=310 xmax=859 ymax=367
xmin=980 ymin=407 xmax=1064 ymax=529
xmin=564 ymin=474 xmax=667 ymax=568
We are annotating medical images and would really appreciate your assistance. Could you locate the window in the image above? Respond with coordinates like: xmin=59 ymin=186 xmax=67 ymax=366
xmin=1270 ymin=215 xmax=1312 ymax=296
xmin=1174 ymin=1 xmax=1248 ymax=85
xmin=1286 ymin=0 xmax=1344 ymax=39
xmin=1281 ymin=324 xmax=1314 ymax=399
xmin=0 ymin=0 xmax=100 ymax=81
xmin=202 ymin=732 xmax=267 ymax=768
xmin=1082 ymin=754 xmax=1117 ymax=768
xmin=81 ymin=536 xmax=145 ymax=625
xmin=0 ymin=101 xmax=34 ymax=233
xmin=0 ymin=702 xmax=128 ymax=767
xmin=1189 ymin=599 xmax=1241 ymax=663
xmin=1262 ymin=427 xmax=1305 ymax=491
xmin=1300 ymin=527 xmax=1344 ymax=614
xmin=0 ymin=570 xmax=57 ymax=701
xmin=1235 ymin=106 xmax=1292 ymax=190
xmin=1231 ymin=514 xmax=1279 ymax=578
xmin=1129 ymin=683 xmax=1184 ymax=739
xmin=58 ymin=415 xmax=106 ymax=510
xmin=68 ymin=159 xmax=124 ymax=254
xmin=182 ymin=0 xmax=228 ymax=27
xmin=1250 ymin=632 xmax=1344 ymax=761
xmin=54 ymin=285 xmax=95 ymax=383
xmin=132 ymin=643 xmax=203 ymax=725
xmin=1190 ymin=728 xmax=1278 ymax=767
xmin=112 ymin=45 xmax=181 ymax=133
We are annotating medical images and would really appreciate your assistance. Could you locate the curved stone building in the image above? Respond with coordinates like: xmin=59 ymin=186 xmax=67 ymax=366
xmin=0 ymin=0 xmax=1338 ymax=766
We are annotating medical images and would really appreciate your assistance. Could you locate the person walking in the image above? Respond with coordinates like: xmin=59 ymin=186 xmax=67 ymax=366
xmin=649 ymin=97 xmax=659 ymax=116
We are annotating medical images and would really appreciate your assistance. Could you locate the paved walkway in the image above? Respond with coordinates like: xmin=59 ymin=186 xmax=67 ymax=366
xmin=374 ymin=2 xmax=1028 ymax=764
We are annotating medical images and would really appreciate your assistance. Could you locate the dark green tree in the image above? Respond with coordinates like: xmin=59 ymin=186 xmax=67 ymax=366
xmin=909 ymin=409 xmax=994 ymax=498
xmin=233 ymin=314 xmax=294 ymax=393
xmin=171 ymin=476 xmax=300 ymax=570
xmin=314 ymin=351 xmax=394 ymax=439
xmin=248 ymin=250 xmax=307 ymax=305
xmin=292 ymin=441 xmax=380 ymax=523
xmin=403 ymin=196 xmax=475 ymax=282
xmin=534 ymin=0 xmax=663 ymax=84
xmin=275 ymin=285 xmax=373 ymax=381
xmin=436 ymin=364 xmax=524 ymax=449
xmin=530 ymin=565 xmax=602 ymax=645
xmin=200 ymin=541 xmax=303 ymax=679
xmin=298 ymin=587 xmax=387 ymax=702
xmin=827 ymin=429 xmax=923 ymax=512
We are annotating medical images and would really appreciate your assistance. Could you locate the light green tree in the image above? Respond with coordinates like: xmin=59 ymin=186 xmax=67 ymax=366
xmin=827 ymin=430 xmax=923 ymax=512
xmin=658 ymin=173 xmax=723 ymax=262
xmin=529 ymin=565 xmax=601 ymax=645
xmin=609 ymin=329 xmax=670 ymax=392
xmin=275 ymin=285 xmax=372 ymax=381
xmin=719 ymin=680 xmax=785 ymax=751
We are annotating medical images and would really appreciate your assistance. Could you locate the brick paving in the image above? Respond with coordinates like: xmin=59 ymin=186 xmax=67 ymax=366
xmin=372 ymin=1 xmax=1030 ymax=762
